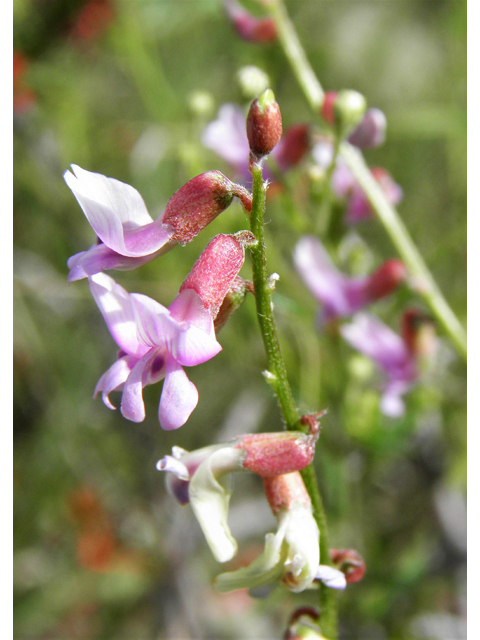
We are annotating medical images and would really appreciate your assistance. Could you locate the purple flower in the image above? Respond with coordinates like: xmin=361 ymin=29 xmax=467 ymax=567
xmin=340 ymin=313 xmax=418 ymax=417
xmin=90 ymin=273 xmax=222 ymax=430
xmin=293 ymin=236 xmax=406 ymax=323
xmin=65 ymin=166 xmax=250 ymax=281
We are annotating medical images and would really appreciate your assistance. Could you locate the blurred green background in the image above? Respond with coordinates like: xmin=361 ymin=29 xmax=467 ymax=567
xmin=13 ymin=0 xmax=466 ymax=638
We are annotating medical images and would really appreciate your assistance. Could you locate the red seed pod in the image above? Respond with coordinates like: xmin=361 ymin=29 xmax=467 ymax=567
xmin=237 ymin=431 xmax=317 ymax=478
xmin=162 ymin=171 xmax=252 ymax=246
xmin=366 ymin=259 xmax=407 ymax=301
xmin=180 ymin=232 xmax=255 ymax=317
xmin=330 ymin=548 xmax=366 ymax=584
xmin=246 ymin=89 xmax=283 ymax=159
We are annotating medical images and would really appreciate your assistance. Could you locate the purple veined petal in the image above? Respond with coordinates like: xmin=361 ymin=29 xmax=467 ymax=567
xmin=293 ymin=236 xmax=359 ymax=319
xmin=158 ymin=357 xmax=199 ymax=430
xmin=120 ymin=349 xmax=161 ymax=423
xmin=168 ymin=289 xmax=215 ymax=336
xmin=315 ymin=565 xmax=347 ymax=590
xmin=67 ymin=242 xmax=174 ymax=282
xmin=94 ymin=354 xmax=138 ymax=409
xmin=65 ymin=165 xmax=175 ymax=257
xmin=89 ymin=274 xmax=148 ymax=357
xmin=340 ymin=313 xmax=414 ymax=377
xmin=202 ymin=104 xmax=250 ymax=179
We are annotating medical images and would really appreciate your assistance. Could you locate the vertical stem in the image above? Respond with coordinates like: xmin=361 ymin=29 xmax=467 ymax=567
xmin=269 ymin=0 xmax=467 ymax=363
xmin=249 ymin=159 xmax=338 ymax=639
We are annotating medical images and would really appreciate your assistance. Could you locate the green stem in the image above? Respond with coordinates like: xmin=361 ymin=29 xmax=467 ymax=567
xmin=249 ymin=159 xmax=338 ymax=639
xmin=270 ymin=0 xmax=467 ymax=363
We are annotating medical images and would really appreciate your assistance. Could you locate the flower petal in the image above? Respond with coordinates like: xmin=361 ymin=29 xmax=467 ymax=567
xmin=89 ymin=273 xmax=147 ymax=357
xmin=158 ymin=357 xmax=198 ymax=430
xmin=168 ymin=289 xmax=215 ymax=336
xmin=68 ymin=244 xmax=163 ymax=281
xmin=202 ymin=104 xmax=250 ymax=178
xmin=315 ymin=565 xmax=347 ymax=590
xmin=188 ymin=447 xmax=241 ymax=563
xmin=65 ymin=165 xmax=175 ymax=257
xmin=94 ymin=355 xmax=137 ymax=409
xmin=214 ymin=521 xmax=289 ymax=592
xmin=120 ymin=350 xmax=160 ymax=422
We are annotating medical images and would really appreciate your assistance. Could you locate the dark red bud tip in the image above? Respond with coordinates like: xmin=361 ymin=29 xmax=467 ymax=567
xmin=299 ymin=410 xmax=327 ymax=437
xmin=247 ymin=89 xmax=283 ymax=159
xmin=330 ymin=549 xmax=366 ymax=584
xmin=162 ymin=171 xmax=236 ymax=245
xmin=274 ymin=123 xmax=311 ymax=171
xmin=238 ymin=432 xmax=316 ymax=477
xmin=401 ymin=308 xmax=436 ymax=357
xmin=366 ymin=259 xmax=407 ymax=301
xmin=180 ymin=233 xmax=247 ymax=316
xmin=224 ymin=0 xmax=277 ymax=43
xmin=321 ymin=91 xmax=338 ymax=126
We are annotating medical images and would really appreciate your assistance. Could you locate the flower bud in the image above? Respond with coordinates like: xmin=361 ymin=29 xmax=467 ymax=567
xmin=162 ymin=171 xmax=252 ymax=246
xmin=365 ymin=259 xmax=407 ymax=301
xmin=273 ymin=123 xmax=311 ymax=171
xmin=348 ymin=107 xmax=387 ymax=149
xmin=237 ymin=65 xmax=271 ymax=100
xmin=330 ymin=548 xmax=366 ymax=584
xmin=246 ymin=89 xmax=283 ymax=159
xmin=401 ymin=308 xmax=436 ymax=359
xmin=321 ymin=90 xmax=367 ymax=139
xmin=213 ymin=277 xmax=253 ymax=333
xmin=180 ymin=232 xmax=255 ymax=317
xmin=224 ymin=0 xmax=277 ymax=43
xmin=236 ymin=431 xmax=317 ymax=478
xmin=284 ymin=606 xmax=328 ymax=640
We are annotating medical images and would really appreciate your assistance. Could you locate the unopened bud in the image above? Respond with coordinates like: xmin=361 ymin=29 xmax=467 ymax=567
xmin=348 ymin=107 xmax=387 ymax=149
xmin=237 ymin=65 xmax=270 ymax=100
xmin=224 ymin=0 xmax=277 ymax=43
xmin=180 ymin=233 xmax=253 ymax=317
xmin=247 ymin=89 xmax=283 ymax=159
xmin=366 ymin=259 xmax=407 ymax=301
xmin=321 ymin=90 xmax=367 ymax=139
xmin=330 ymin=548 xmax=366 ymax=584
xmin=273 ymin=123 xmax=311 ymax=171
xmin=213 ymin=277 xmax=253 ymax=333
xmin=401 ymin=308 xmax=436 ymax=359
xmin=263 ymin=471 xmax=311 ymax=514
xmin=236 ymin=431 xmax=317 ymax=478
xmin=187 ymin=90 xmax=215 ymax=117
xmin=162 ymin=171 xmax=252 ymax=245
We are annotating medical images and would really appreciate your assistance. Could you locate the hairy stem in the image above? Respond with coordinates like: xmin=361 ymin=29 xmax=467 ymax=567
xmin=249 ymin=159 xmax=338 ymax=639
xmin=270 ymin=0 xmax=467 ymax=362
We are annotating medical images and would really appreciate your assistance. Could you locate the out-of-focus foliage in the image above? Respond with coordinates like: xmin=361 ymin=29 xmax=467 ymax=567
xmin=13 ymin=0 xmax=466 ymax=638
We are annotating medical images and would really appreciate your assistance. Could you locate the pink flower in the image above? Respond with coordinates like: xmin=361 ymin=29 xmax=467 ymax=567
xmin=90 ymin=232 xmax=253 ymax=430
xmin=340 ymin=313 xmax=419 ymax=417
xmin=223 ymin=0 xmax=277 ymax=44
xmin=65 ymin=166 xmax=251 ymax=281
xmin=293 ymin=236 xmax=406 ymax=323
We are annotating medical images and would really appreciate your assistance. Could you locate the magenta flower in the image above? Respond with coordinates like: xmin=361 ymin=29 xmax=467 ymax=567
xmin=293 ymin=236 xmax=406 ymax=323
xmin=340 ymin=313 xmax=418 ymax=417
xmin=65 ymin=165 xmax=251 ymax=281
xmin=224 ymin=0 xmax=277 ymax=44
xmin=202 ymin=104 xmax=309 ymax=184
xmin=90 ymin=273 xmax=222 ymax=430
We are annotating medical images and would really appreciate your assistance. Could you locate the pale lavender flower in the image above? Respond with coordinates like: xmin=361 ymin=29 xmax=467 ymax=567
xmin=293 ymin=236 xmax=406 ymax=323
xmin=90 ymin=273 xmax=222 ymax=430
xmin=340 ymin=313 xmax=418 ymax=417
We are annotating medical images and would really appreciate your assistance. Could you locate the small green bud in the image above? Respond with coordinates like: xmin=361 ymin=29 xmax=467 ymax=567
xmin=321 ymin=90 xmax=367 ymax=139
xmin=237 ymin=65 xmax=270 ymax=100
